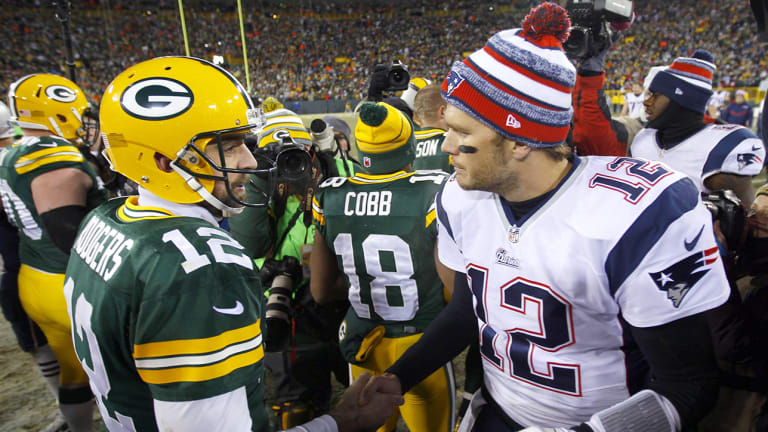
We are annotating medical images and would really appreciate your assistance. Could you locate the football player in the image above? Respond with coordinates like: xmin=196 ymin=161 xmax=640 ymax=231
xmin=632 ymin=50 xmax=766 ymax=209
xmin=412 ymin=83 xmax=453 ymax=173
xmin=63 ymin=56 xmax=401 ymax=432
xmin=364 ymin=3 xmax=728 ymax=432
xmin=0 ymin=74 xmax=107 ymax=431
xmin=311 ymin=101 xmax=455 ymax=432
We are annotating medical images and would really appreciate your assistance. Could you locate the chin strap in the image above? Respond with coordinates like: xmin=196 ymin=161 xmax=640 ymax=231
xmin=170 ymin=161 xmax=245 ymax=215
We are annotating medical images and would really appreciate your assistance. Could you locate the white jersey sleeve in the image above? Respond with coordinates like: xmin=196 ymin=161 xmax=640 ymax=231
xmin=612 ymin=187 xmax=730 ymax=327
xmin=436 ymin=174 xmax=468 ymax=272
xmin=708 ymin=128 xmax=765 ymax=178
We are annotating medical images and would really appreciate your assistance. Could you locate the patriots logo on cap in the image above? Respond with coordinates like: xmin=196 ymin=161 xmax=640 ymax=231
xmin=737 ymin=153 xmax=761 ymax=170
xmin=445 ymin=71 xmax=464 ymax=96
xmin=363 ymin=156 xmax=371 ymax=167
xmin=649 ymin=247 xmax=718 ymax=307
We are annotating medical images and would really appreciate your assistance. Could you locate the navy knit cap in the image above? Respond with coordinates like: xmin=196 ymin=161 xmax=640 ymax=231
xmin=649 ymin=50 xmax=716 ymax=114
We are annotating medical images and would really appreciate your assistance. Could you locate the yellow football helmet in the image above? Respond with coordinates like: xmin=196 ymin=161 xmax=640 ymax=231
xmin=99 ymin=56 xmax=273 ymax=211
xmin=8 ymin=73 xmax=92 ymax=142
xmin=400 ymin=77 xmax=432 ymax=111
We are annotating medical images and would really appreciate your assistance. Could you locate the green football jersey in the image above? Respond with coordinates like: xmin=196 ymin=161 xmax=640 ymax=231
xmin=64 ymin=197 xmax=269 ymax=431
xmin=312 ymin=170 xmax=448 ymax=334
xmin=412 ymin=126 xmax=453 ymax=173
xmin=0 ymin=136 xmax=107 ymax=273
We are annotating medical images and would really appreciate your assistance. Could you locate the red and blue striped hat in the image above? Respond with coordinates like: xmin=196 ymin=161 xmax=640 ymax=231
xmin=649 ymin=50 xmax=716 ymax=114
xmin=441 ymin=2 xmax=575 ymax=148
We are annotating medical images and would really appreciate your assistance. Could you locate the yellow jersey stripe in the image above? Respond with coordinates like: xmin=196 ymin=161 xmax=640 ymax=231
xmin=425 ymin=208 xmax=437 ymax=228
xmin=135 ymin=334 xmax=262 ymax=369
xmin=15 ymin=150 xmax=84 ymax=174
xmin=312 ymin=208 xmax=325 ymax=226
xmin=117 ymin=197 xmax=175 ymax=222
xmin=134 ymin=321 xmax=261 ymax=359
xmin=15 ymin=145 xmax=81 ymax=164
xmin=415 ymin=129 xmax=445 ymax=139
xmin=349 ymin=171 xmax=413 ymax=184
xmin=311 ymin=197 xmax=325 ymax=225
xmin=137 ymin=345 xmax=264 ymax=384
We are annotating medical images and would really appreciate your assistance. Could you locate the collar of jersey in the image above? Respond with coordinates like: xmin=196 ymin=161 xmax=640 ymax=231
xmin=350 ymin=171 xmax=413 ymax=184
xmin=117 ymin=187 xmax=219 ymax=226
xmin=498 ymin=156 xmax=582 ymax=228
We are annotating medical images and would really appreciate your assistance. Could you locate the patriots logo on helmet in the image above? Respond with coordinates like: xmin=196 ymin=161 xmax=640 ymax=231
xmin=445 ymin=71 xmax=464 ymax=96
xmin=737 ymin=153 xmax=762 ymax=170
xmin=649 ymin=246 xmax=718 ymax=308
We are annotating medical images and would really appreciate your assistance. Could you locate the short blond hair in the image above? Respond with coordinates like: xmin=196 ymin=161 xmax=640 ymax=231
xmin=413 ymin=83 xmax=446 ymax=124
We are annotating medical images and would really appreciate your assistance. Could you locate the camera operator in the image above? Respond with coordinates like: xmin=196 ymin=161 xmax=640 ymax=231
xmin=310 ymin=115 xmax=360 ymax=174
xmin=566 ymin=0 xmax=640 ymax=157
xmin=228 ymin=108 xmax=356 ymax=430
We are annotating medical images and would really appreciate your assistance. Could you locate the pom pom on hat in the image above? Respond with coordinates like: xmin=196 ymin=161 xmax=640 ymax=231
xmin=441 ymin=2 xmax=575 ymax=148
xmin=359 ymin=102 xmax=388 ymax=127
xmin=691 ymin=49 xmax=715 ymax=64
xmin=354 ymin=102 xmax=415 ymax=174
xmin=522 ymin=1 xmax=571 ymax=44
xmin=262 ymin=96 xmax=283 ymax=113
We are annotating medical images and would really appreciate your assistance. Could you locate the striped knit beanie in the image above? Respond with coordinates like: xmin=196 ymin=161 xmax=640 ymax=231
xmin=355 ymin=101 xmax=415 ymax=174
xmin=257 ymin=108 xmax=312 ymax=148
xmin=441 ymin=2 xmax=575 ymax=148
xmin=649 ymin=50 xmax=716 ymax=114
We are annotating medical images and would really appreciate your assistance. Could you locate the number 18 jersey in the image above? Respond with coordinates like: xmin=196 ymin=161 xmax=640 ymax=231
xmin=313 ymin=170 xmax=448 ymax=332
xmin=436 ymin=156 xmax=730 ymax=427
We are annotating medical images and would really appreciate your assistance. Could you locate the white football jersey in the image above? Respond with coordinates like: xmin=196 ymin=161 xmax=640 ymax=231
xmin=631 ymin=124 xmax=765 ymax=193
xmin=436 ymin=156 xmax=729 ymax=427
xmin=624 ymin=92 xmax=645 ymax=119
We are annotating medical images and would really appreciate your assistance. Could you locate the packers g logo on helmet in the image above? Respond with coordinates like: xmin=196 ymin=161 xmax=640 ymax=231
xmin=45 ymin=85 xmax=77 ymax=103
xmin=121 ymin=78 xmax=194 ymax=120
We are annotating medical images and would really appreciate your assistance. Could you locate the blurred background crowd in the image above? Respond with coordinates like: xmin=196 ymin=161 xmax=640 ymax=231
xmin=0 ymin=0 xmax=763 ymax=104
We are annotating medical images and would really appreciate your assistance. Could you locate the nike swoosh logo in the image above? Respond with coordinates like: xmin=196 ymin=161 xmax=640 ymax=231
xmin=753 ymin=144 xmax=762 ymax=151
xmin=213 ymin=301 xmax=244 ymax=315
xmin=684 ymin=225 xmax=705 ymax=251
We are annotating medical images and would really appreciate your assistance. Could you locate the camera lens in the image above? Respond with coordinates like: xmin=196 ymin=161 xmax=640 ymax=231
xmin=276 ymin=146 xmax=312 ymax=182
xmin=264 ymin=275 xmax=293 ymax=351
xmin=563 ymin=26 xmax=590 ymax=59
xmin=310 ymin=118 xmax=327 ymax=133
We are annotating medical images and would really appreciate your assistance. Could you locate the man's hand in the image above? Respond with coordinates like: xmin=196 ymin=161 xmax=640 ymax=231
xmin=367 ymin=65 xmax=390 ymax=102
xmin=330 ymin=372 xmax=404 ymax=432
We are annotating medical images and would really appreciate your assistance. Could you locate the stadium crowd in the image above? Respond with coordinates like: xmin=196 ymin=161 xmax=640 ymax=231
xmin=1 ymin=0 xmax=764 ymax=103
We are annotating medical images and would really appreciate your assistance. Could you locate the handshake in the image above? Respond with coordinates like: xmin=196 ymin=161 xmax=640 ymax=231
xmin=329 ymin=373 xmax=404 ymax=432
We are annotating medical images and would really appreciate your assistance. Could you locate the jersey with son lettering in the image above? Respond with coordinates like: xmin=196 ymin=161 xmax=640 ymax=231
xmin=64 ymin=196 xmax=268 ymax=431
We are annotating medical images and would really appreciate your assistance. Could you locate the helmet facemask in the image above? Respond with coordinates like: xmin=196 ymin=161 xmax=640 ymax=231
xmin=171 ymin=120 xmax=277 ymax=214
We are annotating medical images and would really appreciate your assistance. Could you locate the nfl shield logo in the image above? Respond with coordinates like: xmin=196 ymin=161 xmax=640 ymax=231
xmin=508 ymin=225 xmax=520 ymax=243
xmin=363 ymin=156 xmax=371 ymax=167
